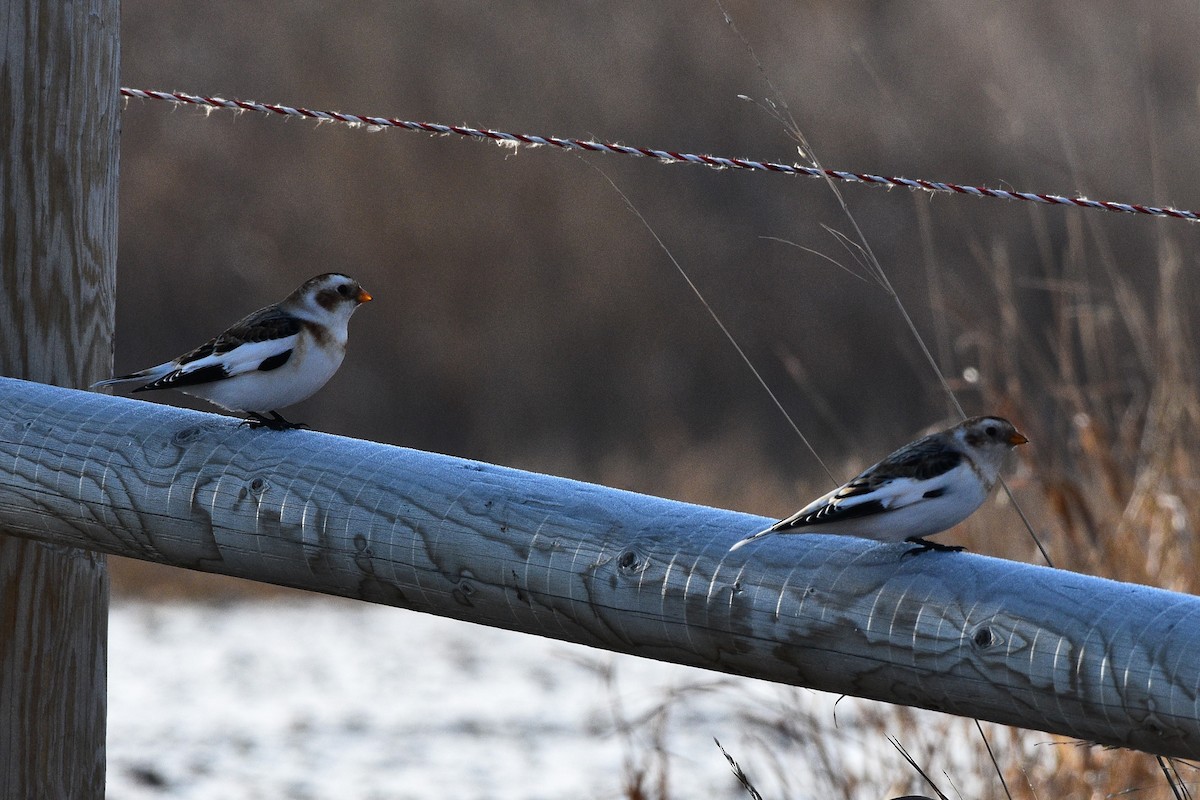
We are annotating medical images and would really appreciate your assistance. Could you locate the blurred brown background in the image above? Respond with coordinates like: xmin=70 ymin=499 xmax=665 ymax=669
xmin=114 ymin=1 xmax=1200 ymax=588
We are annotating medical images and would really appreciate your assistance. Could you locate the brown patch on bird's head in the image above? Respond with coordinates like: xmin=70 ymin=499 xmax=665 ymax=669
xmin=315 ymin=287 xmax=341 ymax=312
xmin=962 ymin=416 xmax=1027 ymax=448
xmin=303 ymin=274 xmax=371 ymax=312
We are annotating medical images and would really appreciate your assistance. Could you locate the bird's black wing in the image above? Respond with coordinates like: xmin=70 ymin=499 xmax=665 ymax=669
xmin=770 ymin=434 xmax=964 ymax=532
xmin=175 ymin=307 xmax=302 ymax=366
xmin=837 ymin=434 xmax=964 ymax=496
xmin=133 ymin=307 xmax=301 ymax=392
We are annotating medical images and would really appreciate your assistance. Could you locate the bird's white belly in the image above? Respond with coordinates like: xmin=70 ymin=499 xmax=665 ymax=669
xmin=186 ymin=338 xmax=345 ymax=414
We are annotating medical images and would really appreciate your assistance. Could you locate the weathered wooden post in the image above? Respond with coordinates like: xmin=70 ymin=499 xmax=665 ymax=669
xmin=0 ymin=1 xmax=118 ymax=796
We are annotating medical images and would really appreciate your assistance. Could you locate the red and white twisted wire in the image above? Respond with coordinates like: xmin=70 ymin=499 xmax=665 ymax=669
xmin=120 ymin=88 xmax=1200 ymax=223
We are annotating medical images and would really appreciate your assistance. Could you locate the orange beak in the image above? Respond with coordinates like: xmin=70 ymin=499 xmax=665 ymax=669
xmin=357 ymin=289 xmax=373 ymax=303
xmin=1009 ymin=431 xmax=1029 ymax=446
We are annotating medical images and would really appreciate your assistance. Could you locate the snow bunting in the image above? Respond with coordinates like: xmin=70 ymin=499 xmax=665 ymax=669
xmin=92 ymin=273 xmax=372 ymax=430
xmin=731 ymin=416 xmax=1028 ymax=554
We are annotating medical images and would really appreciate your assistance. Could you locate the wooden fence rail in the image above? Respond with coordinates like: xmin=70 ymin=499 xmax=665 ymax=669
xmin=1 ymin=376 xmax=1198 ymax=759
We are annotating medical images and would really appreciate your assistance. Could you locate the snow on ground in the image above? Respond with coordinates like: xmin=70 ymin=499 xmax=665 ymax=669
xmin=107 ymin=599 xmax=1019 ymax=799
xmin=107 ymin=599 xmax=777 ymax=800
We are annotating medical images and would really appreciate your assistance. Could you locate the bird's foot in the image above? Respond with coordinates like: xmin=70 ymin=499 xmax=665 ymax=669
xmin=241 ymin=411 xmax=307 ymax=431
xmin=902 ymin=536 xmax=966 ymax=558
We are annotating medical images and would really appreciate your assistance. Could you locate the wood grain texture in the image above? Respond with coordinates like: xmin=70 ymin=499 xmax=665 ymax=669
xmin=2 ymin=379 xmax=1199 ymax=759
xmin=0 ymin=1 xmax=116 ymax=796
xmin=0 ymin=2 xmax=119 ymax=388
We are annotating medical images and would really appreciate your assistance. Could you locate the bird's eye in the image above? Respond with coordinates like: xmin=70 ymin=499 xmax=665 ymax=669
xmin=986 ymin=425 xmax=998 ymax=437
xmin=337 ymin=284 xmax=353 ymax=297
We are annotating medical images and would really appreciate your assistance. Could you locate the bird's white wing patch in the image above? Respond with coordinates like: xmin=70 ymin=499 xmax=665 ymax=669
xmin=834 ymin=476 xmax=929 ymax=511
xmin=177 ymin=334 xmax=299 ymax=379
xmin=841 ymin=464 xmax=965 ymax=512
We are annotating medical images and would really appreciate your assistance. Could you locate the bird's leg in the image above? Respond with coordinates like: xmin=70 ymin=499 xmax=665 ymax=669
xmin=240 ymin=411 xmax=306 ymax=431
xmin=264 ymin=410 xmax=306 ymax=430
xmin=902 ymin=536 xmax=966 ymax=558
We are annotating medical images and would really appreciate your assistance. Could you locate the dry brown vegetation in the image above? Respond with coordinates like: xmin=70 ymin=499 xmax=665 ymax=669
xmin=116 ymin=1 xmax=1200 ymax=796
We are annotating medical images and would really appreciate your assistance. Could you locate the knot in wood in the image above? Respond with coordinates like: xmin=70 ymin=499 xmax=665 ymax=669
xmin=453 ymin=570 xmax=478 ymax=607
xmin=171 ymin=426 xmax=203 ymax=445
xmin=617 ymin=548 xmax=646 ymax=573
xmin=971 ymin=624 xmax=999 ymax=649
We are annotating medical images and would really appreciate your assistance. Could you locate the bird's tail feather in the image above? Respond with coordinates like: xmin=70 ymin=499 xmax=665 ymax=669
xmin=90 ymin=364 xmax=174 ymax=390
xmin=90 ymin=375 xmax=139 ymax=389
xmin=728 ymin=526 xmax=775 ymax=552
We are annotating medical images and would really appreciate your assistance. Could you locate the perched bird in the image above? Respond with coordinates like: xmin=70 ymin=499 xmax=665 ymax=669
xmin=731 ymin=416 xmax=1028 ymax=554
xmin=92 ymin=273 xmax=372 ymax=430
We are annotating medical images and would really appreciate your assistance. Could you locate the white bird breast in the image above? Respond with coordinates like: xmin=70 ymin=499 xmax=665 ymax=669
xmin=185 ymin=333 xmax=346 ymax=414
